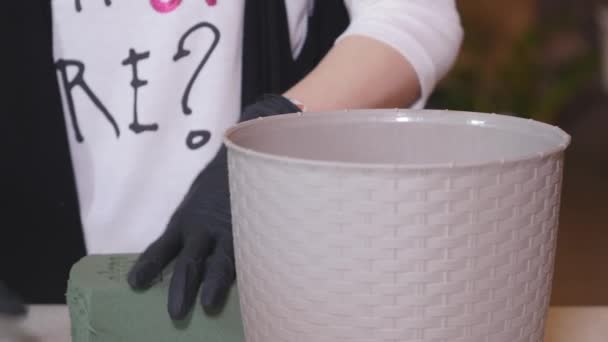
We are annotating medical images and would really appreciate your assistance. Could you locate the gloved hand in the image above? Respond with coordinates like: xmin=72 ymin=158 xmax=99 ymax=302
xmin=128 ymin=94 xmax=301 ymax=320
xmin=0 ymin=281 xmax=27 ymax=317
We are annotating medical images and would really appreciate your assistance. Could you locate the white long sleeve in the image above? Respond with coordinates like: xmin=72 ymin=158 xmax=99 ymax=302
xmin=338 ymin=0 xmax=464 ymax=108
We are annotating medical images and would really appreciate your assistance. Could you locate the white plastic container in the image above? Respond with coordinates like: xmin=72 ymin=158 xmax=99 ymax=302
xmin=224 ymin=109 xmax=571 ymax=342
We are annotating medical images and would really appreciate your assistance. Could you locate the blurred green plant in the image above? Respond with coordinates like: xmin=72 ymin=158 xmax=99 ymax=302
xmin=428 ymin=12 xmax=599 ymax=124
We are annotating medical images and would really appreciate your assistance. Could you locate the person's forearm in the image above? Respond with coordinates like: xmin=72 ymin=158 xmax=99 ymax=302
xmin=284 ymin=35 xmax=421 ymax=111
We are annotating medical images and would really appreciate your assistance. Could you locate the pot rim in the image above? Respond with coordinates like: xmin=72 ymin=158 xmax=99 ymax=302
xmin=223 ymin=109 xmax=571 ymax=170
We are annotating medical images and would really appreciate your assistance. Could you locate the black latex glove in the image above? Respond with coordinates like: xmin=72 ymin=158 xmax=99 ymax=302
xmin=128 ymin=94 xmax=300 ymax=320
xmin=0 ymin=281 xmax=27 ymax=317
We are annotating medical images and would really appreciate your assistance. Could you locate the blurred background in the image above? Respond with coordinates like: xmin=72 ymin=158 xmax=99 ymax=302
xmin=428 ymin=0 xmax=608 ymax=305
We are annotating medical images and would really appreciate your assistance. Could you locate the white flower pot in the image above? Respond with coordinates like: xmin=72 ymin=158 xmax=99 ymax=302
xmin=224 ymin=109 xmax=570 ymax=342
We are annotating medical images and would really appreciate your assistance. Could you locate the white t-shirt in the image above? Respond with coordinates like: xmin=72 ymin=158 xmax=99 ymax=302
xmin=51 ymin=0 xmax=463 ymax=254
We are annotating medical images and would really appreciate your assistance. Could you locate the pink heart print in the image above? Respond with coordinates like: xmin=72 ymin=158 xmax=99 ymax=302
xmin=151 ymin=0 xmax=216 ymax=13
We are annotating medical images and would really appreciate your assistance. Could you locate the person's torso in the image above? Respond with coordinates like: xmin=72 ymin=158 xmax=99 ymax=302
xmin=51 ymin=0 xmax=313 ymax=253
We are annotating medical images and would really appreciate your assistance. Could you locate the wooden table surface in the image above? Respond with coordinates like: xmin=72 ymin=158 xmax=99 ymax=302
xmin=1 ymin=305 xmax=607 ymax=342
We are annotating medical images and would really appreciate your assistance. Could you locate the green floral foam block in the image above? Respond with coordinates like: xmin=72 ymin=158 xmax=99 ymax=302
xmin=66 ymin=254 xmax=244 ymax=342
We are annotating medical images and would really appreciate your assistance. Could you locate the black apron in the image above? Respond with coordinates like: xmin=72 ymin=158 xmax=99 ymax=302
xmin=1 ymin=0 xmax=348 ymax=304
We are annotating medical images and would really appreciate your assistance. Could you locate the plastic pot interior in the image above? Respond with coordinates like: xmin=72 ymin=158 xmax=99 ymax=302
xmin=224 ymin=109 xmax=571 ymax=169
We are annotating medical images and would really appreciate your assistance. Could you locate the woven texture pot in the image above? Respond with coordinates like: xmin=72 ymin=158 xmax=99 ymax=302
xmin=224 ymin=109 xmax=570 ymax=342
